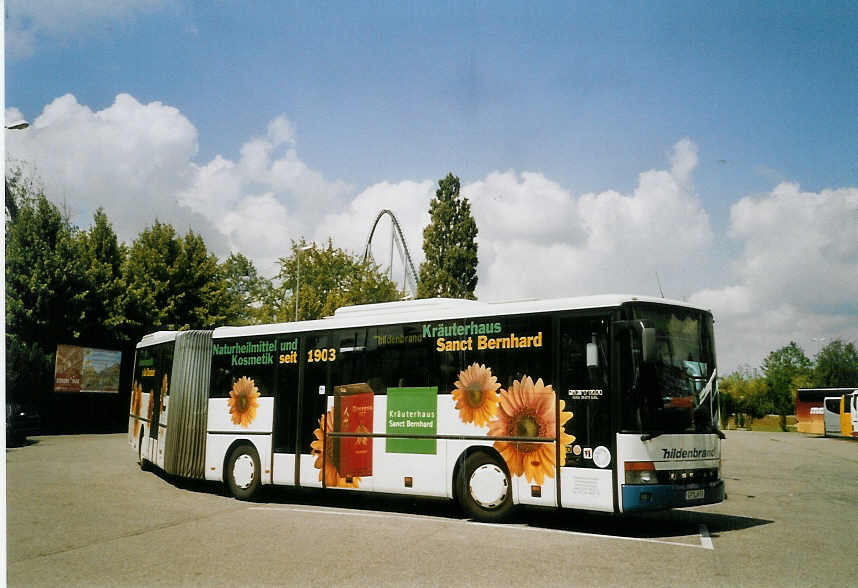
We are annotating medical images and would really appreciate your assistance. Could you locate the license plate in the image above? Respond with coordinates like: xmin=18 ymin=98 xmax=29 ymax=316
xmin=686 ymin=489 xmax=705 ymax=500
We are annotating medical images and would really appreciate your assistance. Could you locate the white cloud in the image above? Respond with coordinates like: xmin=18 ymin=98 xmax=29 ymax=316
xmin=5 ymin=108 xmax=26 ymax=126
xmin=7 ymin=92 xmax=355 ymax=278
xmin=316 ymin=180 xmax=435 ymax=292
xmin=178 ymin=115 xmax=353 ymax=276
xmin=6 ymin=0 xmax=166 ymax=59
xmin=688 ymin=183 xmax=858 ymax=371
xmin=6 ymin=93 xmax=211 ymax=246
xmin=8 ymin=92 xmax=857 ymax=373
xmin=221 ymin=193 xmax=297 ymax=273
xmin=469 ymin=139 xmax=713 ymax=300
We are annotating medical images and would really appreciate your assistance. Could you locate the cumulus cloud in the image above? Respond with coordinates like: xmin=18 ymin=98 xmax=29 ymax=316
xmin=468 ymin=138 xmax=712 ymax=300
xmin=6 ymin=0 xmax=167 ymax=59
xmin=8 ymin=92 xmax=857 ymax=372
xmin=316 ymin=180 xmax=435 ymax=290
xmin=688 ymin=183 xmax=858 ymax=370
xmin=6 ymin=93 xmax=352 ymax=275
xmin=178 ymin=116 xmax=353 ymax=274
xmin=5 ymin=108 xmax=26 ymax=126
xmin=5 ymin=93 xmax=214 ymax=245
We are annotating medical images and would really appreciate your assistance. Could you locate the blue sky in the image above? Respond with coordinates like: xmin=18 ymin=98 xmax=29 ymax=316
xmin=5 ymin=1 xmax=858 ymax=371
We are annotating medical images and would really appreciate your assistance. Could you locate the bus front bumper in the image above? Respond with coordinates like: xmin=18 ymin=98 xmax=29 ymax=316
xmin=622 ymin=480 xmax=725 ymax=512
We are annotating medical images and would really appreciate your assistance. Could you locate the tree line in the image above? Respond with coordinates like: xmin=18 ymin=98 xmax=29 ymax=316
xmin=719 ymin=340 xmax=858 ymax=429
xmin=4 ymin=169 xmax=479 ymax=422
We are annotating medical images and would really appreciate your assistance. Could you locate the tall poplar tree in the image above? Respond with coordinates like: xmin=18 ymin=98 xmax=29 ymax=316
xmin=416 ymin=173 xmax=478 ymax=299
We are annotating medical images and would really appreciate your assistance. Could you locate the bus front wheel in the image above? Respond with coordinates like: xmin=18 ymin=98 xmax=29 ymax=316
xmin=457 ymin=452 xmax=513 ymax=523
xmin=226 ymin=443 xmax=261 ymax=500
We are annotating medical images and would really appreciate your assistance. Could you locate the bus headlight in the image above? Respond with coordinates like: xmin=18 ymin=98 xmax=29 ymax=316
xmin=624 ymin=461 xmax=657 ymax=484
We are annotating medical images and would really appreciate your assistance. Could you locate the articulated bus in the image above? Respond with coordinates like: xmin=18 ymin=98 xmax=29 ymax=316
xmin=129 ymin=295 xmax=724 ymax=521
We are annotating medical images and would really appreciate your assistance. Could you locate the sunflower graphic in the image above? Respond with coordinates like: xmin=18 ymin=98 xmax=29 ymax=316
xmin=160 ymin=373 xmax=169 ymax=413
xmin=452 ymin=363 xmax=500 ymax=427
xmin=228 ymin=376 xmax=260 ymax=427
xmin=487 ymin=376 xmax=574 ymax=485
xmin=310 ymin=410 xmax=360 ymax=488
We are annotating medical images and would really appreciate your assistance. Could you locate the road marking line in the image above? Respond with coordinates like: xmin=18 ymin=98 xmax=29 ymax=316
xmin=250 ymin=506 xmax=712 ymax=550
xmin=251 ymin=506 xmax=438 ymax=524
xmin=699 ymin=524 xmax=714 ymax=550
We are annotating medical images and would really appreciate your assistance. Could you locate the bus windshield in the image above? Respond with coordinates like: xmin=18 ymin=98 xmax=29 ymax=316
xmin=622 ymin=305 xmax=718 ymax=435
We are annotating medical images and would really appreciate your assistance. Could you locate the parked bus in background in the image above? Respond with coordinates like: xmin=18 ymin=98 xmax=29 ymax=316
xmin=129 ymin=295 xmax=725 ymax=521
xmin=822 ymin=390 xmax=858 ymax=438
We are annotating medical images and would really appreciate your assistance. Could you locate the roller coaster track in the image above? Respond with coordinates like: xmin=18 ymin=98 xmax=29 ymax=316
xmin=362 ymin=209 xmax=419 ymax=298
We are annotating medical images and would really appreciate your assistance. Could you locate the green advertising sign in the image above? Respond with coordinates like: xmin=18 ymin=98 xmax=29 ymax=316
xmin=386 ymin=387 xmax=438 ymax=454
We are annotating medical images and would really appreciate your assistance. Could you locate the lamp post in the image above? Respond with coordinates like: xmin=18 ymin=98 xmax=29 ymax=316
xmin=295 ymin=244 xmax=314 ymax=322
xmin=5 ymin=120 xmax=30 ymax=222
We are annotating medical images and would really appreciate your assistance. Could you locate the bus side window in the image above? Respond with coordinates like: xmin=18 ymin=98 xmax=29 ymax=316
xmin=364 ymin=324 xmax=436 ymax=394
xmin=333 ymin=329 xmax=367 ymax=387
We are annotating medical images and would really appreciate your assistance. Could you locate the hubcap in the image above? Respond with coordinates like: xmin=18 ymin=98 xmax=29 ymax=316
xmin=469 ymin=463 xmax=508 ymax=509
xmin=233 ymin=454 xmax=255 ymax=489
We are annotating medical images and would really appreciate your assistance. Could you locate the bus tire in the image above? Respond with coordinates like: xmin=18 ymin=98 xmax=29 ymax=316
xmin=456 ymin=452 xmax=512 ymax=523
xmin=226 ymin=443 xmax=261 ymax=501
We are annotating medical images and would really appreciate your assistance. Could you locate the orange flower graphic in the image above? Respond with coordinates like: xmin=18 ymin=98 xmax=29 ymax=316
xmin=452 ymin=363 xmax=500 ymax=427
xmin=131 ymin=380 xmax=142 ymax=416
xmin=147 ymin=389 xmax=154 ymax=422
xmin=488 ymin=376 xmax=574 ymax=485
xmin=131 ymin=380 xmax=143 ymax=436
xmin=228 ymin=376 xmax=260 ymax=427
xmin=160 ymin=373 xmax=169 ymax=413
xmin=310 ymin=410 xmax=360 ymax=488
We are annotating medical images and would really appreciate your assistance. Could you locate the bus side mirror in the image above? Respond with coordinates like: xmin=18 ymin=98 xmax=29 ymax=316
xmin=641 ymin=327 xmax=656 ymax=363
xmin=586 ymin=342 xmax=599 ymax=368
xmin=614 ymin=319 xmax=657 ymax=364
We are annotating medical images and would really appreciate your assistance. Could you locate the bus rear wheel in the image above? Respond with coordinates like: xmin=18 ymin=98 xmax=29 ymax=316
xmin=457 ymin=452 xmax=512 ymax=523
xmin=226 ymin=443 xmax=261 ymax=500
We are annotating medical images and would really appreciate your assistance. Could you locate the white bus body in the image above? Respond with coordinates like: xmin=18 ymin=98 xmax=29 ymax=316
xmin=128 ymin=295 xmax=725 ymax=520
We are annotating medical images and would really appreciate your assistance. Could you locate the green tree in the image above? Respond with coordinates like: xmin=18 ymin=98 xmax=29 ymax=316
xmin=761 ymin=341 xmax=813 ymax=418
xmin=5 ymin=178 xmax=87 ymax=403
xmin=220 ymin=252 xmax=272 ymax=325
xmin=76 ymin=208 xmax=128 ymax=344
xmin=268 ymin=239 xmax=400 ymax=322
xmin=171 ymin=230 xmax=230 ymax=329
xmin=813 ymin=339 xmax=858 ymax=387
xmin=416 ymin=173 xmax=478 ymax=299
xmin=719 ymin=370 xmax=771 ymax=427
xmin=122 ymin=221 xmax=229 ymax=340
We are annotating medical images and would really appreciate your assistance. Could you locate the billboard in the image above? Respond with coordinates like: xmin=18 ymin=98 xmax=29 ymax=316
xmin=54 ymin=344 xmax=122 ymax=393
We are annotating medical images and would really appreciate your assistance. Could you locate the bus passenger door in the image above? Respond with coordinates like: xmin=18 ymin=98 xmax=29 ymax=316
xmin=851 ymin=392 xmax=858 ymax=436
xmin=556 ymin=316 xmax=615 ymax=512
xmin=823 ymin=397 xmax=841 ymax=436
xmin=297 ymin=334 xmax=333 ymax=488
xmin=272 ymin=335 xmax=300 ymax=486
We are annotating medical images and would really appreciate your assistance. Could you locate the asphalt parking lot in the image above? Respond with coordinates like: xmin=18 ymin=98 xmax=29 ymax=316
xmin=6 ymin=431 xmax=857 ymax=587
